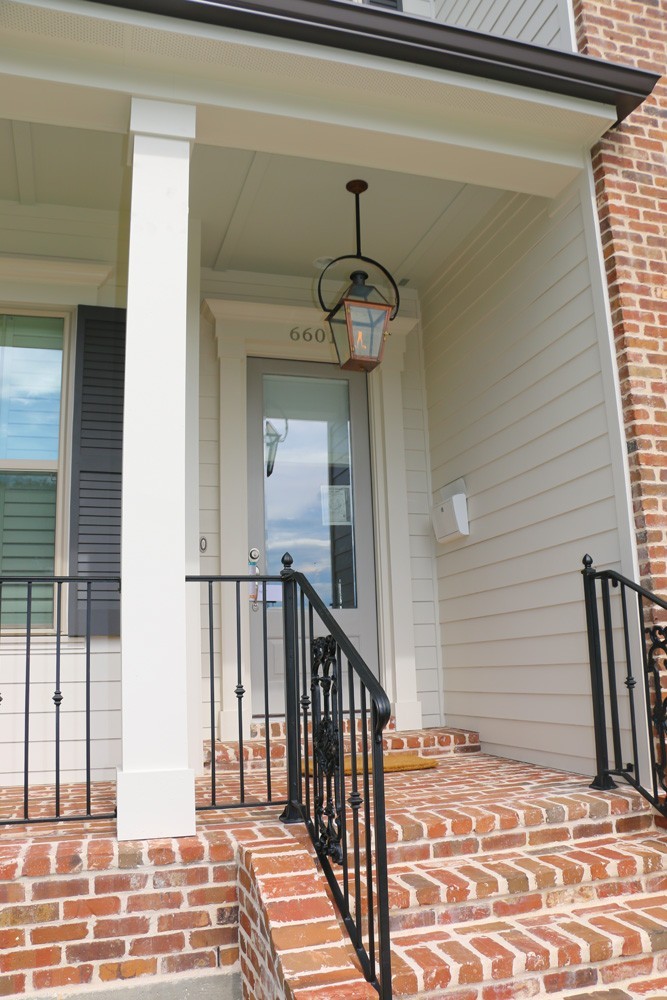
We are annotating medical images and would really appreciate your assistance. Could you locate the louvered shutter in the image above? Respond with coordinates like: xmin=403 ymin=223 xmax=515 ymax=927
xmin=69 ymin=306 xmax=126 ymax=636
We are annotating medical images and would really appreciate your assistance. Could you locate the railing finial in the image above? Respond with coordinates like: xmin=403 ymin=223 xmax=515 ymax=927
xmin=281 ymin=552 xmax=294 ymax=576
xmin=583 ymin=553 xmax=593 ymax=571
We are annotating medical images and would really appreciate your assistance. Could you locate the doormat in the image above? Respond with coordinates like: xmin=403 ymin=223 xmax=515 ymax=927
xmin=303 ymin=753 xmax=437 ymax=776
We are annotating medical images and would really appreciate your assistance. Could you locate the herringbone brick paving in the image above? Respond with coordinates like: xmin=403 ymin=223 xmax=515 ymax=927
xmin=3 ymin=733 xmax=667 ymax=997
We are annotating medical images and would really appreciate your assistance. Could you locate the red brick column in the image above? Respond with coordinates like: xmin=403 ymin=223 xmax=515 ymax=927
xmin=573 ymin=0 xmax=667 ymax=589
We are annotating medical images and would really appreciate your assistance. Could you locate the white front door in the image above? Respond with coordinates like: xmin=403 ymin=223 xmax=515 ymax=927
xmin=247 ymin=357 xmax=379 ymax=715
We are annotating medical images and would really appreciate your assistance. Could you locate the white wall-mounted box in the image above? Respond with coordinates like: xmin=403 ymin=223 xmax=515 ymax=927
xmin=431 ymin=478 xmax=469 ymax=543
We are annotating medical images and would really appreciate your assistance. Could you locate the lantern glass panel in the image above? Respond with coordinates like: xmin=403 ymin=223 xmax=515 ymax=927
xmin=346 ymin=301 xmax=389 ymax=361
xmin=328 ymin=306 xmax=351 ymax=366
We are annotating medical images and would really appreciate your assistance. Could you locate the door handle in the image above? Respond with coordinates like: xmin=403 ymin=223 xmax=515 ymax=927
xmin=248 ymin=548 xmax=261 ymax=610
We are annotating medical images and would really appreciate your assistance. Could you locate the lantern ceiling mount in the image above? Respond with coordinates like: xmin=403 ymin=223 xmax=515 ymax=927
xmin=317 ymin=179 xmax=400 ymax=373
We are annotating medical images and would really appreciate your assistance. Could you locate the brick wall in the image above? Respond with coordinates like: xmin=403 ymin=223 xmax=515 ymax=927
xmin=573 ymin=0 xmax=667 ymax=590
xmin=0 ymin=831 xmax=238 ymax=996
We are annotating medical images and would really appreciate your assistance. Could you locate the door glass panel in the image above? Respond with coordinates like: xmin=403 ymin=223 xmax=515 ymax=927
xmin=263 ymin=374 xmax=356 ymax=608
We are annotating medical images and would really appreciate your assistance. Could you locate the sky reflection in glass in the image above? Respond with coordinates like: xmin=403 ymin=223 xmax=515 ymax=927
xmin=0 ymin=316 xmax=63 ymax=461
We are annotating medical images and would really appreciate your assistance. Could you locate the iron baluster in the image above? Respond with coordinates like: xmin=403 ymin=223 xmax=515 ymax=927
xmin=361 ymin=687 xmax=375 ymax=978
xmin=85 ymin=580 xmax=92 ymax=816
xmin=336 ymin=645 xmax=349 ymax=914
xmin=280 ymin=553 xmax=302 ymax=824
xmin=619 ymin=581 xmax=640 ymax=779
xmin=371 ymin=697 xmax=391 ymax=993
xmin=638 ymin=592 xmax=659 ymax=802
xmin=235 ymin=580 xmax=245 ymax=803
xmin=262 ymin=581 xmax=272 ymax=801
xmin=348 ymin=661 xmax=363 ymax=944
xmin=23 ymin=581 xmax=32 ymax=820
xmin=300 ymin=589 xmax=311 ymax=821
xmin=208 ymin=580 xmax=217 ymax=808
xmin=54 ymin=581 xmax=63 ymax=818
xmin=601 ymin=576 xmax=623 ymax=770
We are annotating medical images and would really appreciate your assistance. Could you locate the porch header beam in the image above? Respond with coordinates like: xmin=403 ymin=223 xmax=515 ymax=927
xmin=87 ymin=0 xmax=658 ymax=123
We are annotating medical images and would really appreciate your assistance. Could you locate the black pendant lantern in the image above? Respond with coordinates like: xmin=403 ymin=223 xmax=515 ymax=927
xmin=317 ymin=180 xmax=399 ymax=373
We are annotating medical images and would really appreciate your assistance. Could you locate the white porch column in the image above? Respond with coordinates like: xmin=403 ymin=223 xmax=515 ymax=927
xmin=117 ymin=98 xmax=197 ymax=841
xmin=369 ymin=335 xmax=423 ymax=731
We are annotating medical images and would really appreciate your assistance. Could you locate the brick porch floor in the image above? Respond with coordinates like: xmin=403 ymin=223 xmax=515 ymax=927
xmin=2 ymin=733 xmax=667 ymax=998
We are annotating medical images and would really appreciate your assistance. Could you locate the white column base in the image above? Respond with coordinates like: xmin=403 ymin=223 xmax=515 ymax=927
xmin=117 ymin=768 xmax=196 ymax=841
xmin=392 ymin=700 xmax=423 ymax=732
xmin=218 ymin=709 xmax=251 ymax=742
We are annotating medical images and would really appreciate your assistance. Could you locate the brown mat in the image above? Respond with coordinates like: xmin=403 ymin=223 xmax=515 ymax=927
xmin=303 ymin=753 xmax=438 ymax=776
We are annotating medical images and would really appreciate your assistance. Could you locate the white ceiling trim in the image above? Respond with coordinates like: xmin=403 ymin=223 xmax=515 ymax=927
xmin=0 ymin=253 xmax=113 ymax=285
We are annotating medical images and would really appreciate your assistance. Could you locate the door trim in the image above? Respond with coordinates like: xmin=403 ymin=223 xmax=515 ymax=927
xmin=202 ymin=295 xmax=423 ymax=735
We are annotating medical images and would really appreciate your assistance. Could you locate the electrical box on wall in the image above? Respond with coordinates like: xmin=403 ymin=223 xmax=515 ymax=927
xmin=431 ymin=478 xmax=469 ymax=544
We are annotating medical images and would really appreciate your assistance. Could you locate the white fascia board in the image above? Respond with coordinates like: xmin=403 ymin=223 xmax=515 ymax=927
xmin=1 ymin=0 xmax=616 ymax=196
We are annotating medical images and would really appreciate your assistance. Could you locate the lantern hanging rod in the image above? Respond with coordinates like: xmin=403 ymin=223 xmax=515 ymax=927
xmin=317 ymin=179 xmax=400 ymax=321
xmin=347 ymin=178 xmax=367 ymax=258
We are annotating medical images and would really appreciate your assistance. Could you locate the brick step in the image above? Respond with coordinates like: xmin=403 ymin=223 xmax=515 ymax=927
xmin=383 ymin=785 xmax=657 ymax=865
xmin=390 ymin=890 xmax=667 ymax=998
xmin=550 ymin=976 xmax=667 ymax=999
xmin=204 ymin=725 xmax=480 ymax=770
xmin=387 ymin=833 xmax=667 ymax=932
xmin=249 ymin=715 xmax=399 ymax=739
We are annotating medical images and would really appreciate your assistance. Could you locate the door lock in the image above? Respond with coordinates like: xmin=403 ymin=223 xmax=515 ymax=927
xmin=248 ymin=548 xmax=261 ymax=611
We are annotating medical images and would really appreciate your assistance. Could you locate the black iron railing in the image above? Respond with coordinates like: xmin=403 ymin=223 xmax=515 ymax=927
xmin=283 ymin=556 xmax=392 ymax=998
xmin=0 ymin=575 xmax=120 ymax=825
xmin=189 ymin=553 xmax=393 ymax=998
xmin=582 ymin=554 xmax=667 ymax=815
xmin=186 ymin=570 xmax=290 ymax=813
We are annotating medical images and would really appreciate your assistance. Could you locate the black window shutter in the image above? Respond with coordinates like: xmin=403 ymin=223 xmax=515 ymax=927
xmin=69 ymin=305 xmax=126 ymax=636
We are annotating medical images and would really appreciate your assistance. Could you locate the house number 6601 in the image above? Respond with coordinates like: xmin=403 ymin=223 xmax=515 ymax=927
xmin=290 ymin=327 xmax=333 ymax=344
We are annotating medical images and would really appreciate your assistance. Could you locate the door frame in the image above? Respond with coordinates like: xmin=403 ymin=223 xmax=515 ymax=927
xmin=202 ymin=295 xmax=423 ymax=738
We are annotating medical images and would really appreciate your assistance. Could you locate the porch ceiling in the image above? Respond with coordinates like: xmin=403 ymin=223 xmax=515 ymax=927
xmin=1 ymin=0 xmax=623 ymax=202
xmin=0 ymin=116 xmax=507 ymax=291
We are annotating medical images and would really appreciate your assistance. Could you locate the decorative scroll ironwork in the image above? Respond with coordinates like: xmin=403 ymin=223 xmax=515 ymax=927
xmin=645 ymin=624 xmax=667 ymax=795
xmin=311 ymin=635 xmax=344 ymax=864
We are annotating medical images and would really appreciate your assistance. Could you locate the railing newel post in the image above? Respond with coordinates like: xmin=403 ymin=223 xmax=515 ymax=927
xmin=582 ymin=555 xmax=616 ymax=790
xmin=280 ymin=552 xmax=303 ymax=824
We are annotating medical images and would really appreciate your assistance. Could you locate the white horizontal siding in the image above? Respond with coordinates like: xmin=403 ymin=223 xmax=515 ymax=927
xmin=401 ymin=330 xmax=444 ymax=728
xmin=434 ymin=0 xmax=570 ymax=49
xmin=198 ymin=316 xmax=221 ymax=742
xmin=421 ymin=189 xmax=627 ymax=773
xmin=0 ymin=636 xmax=120 ymax=785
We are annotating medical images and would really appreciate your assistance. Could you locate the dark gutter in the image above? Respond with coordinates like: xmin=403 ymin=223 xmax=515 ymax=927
xmin=87 ymin=0 xmax=659 ymax=122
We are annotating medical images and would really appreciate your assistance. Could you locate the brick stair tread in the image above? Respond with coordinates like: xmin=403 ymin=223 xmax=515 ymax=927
xmin=554 ymin=980 xmax=667 ymax=999
xmin=204 ymin=725 xmax=480 ymax=768
xmin=386 ymin=833 xmax=667 ymax=925
xmin=382 ymin=768 xmax=655 ymax=855
xmin=390 ymin=891 xmax=667 ymax=997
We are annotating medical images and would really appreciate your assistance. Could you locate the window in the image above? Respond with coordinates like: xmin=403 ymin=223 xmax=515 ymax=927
xmin=0 ymin=314 xmax=65 ymax=626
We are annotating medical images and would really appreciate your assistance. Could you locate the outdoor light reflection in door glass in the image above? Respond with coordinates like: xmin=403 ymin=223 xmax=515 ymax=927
xmin=263 ymin=374 xmax=357 ymax=608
